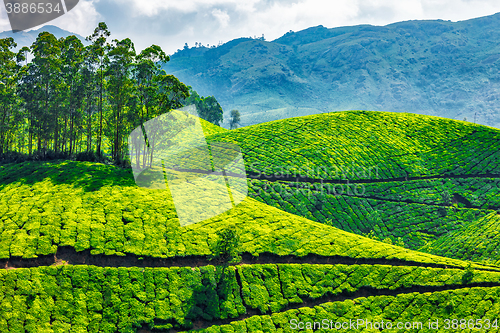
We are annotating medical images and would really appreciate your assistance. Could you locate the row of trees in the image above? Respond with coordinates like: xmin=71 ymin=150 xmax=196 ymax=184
xmin=0 ymin=22 xmax=225 ymax=164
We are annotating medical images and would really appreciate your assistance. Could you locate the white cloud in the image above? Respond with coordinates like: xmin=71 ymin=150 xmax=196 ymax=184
xmin=30 ymin=0 xmax=102 ymax=36
xmin=0 ymin=0 xmax=101 ymax=36
xmin=117 ymin=0 xmax=260 ymax=16
xmin=211 ymin=9 xmax=230 ymax=28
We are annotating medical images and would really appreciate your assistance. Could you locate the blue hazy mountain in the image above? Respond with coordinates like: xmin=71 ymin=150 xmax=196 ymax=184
xmin=0 ymin=25 xmax=89 ymax=51
xmin=163 ymin=13 xmax=500 ymax=129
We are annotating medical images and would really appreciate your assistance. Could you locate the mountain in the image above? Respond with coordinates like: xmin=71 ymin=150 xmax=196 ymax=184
xmin=0 ymin=25 xmax=89 ymax=51
xmin=162 ymin=13 xmax=500 ymax=129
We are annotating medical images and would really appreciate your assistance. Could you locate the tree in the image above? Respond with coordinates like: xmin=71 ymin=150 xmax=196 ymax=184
xmin=229 ymin=109 xmax=241 ymax=129
xmin=155 ymin=74 xmax=189 ymax=114
xmin=210 ymin=225 xmax=241 ymax=272
xmin=86 ymin=22 xmax=111 ymax=157
xmin=28 ymin=32 xmax=62 ymax=156
xmin=199 ymin=96 xmax=223 ymax=126
xmin=131 ymin=44 xmax=177 ymax=169
xmin=441 ymin=190 xmax=451 ymax=206
xmin=181 ymin=88 xmax=223 ymax=126
xmin=183 ymin=86 xmax=200 ymax=106
xmin=106 ymin=38 xmax=136 ymax=162
xmin=81 ymin=44 xmax=97 ymax=153
xmin=60 ymin=35 xmax=85 ymax=154
xmin=133 ymin=44 xmax=169 ymax=122
xmin=0 ymin=38 xmax=20 ymax=154
xmin=462 ymin=262 xmax=474 ymax=284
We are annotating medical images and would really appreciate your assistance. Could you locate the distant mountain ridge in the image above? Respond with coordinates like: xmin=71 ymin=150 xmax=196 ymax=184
xmin=0 ymin=25 xmax=89 ymax=51
xmin=162 ymin=13 xmax=500 ymax=128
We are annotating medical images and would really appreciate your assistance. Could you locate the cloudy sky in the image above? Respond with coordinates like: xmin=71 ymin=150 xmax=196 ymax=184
xmin=1 ymin=0 xmax=500 ymax=54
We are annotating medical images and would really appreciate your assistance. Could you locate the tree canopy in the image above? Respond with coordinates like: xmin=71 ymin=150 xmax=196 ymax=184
xmin=0 ymin=22 xmax=221 ymax=165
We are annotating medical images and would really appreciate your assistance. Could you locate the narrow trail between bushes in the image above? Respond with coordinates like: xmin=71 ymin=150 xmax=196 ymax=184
xmin=2 ymin=247 xmax=500 ymax=272
xmin=246 ymin=172 xmax=500 ymax=184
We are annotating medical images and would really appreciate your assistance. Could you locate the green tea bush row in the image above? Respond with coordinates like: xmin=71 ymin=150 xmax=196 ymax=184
xmin=360 ymin=178 xmax=500 ymax=209
xmin=2 ymin=264 xmax=499 ymax=332
xmin=413 ymin=130 xmax=500 ymax=177
xmin=0 ymin=265 xmax=244 ymax=332
xmin=192 ymin=286 xmax=500 ymax=333
xmin=238 ymin=263 xmax=500 ymax=314
xmin=0 ymin=176 xmax=182 ymax=258
xmin=2 ymin=161 xmax=491 ymax=269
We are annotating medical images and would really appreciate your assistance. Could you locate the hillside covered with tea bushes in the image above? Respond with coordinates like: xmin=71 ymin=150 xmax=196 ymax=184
xmin=1 ymin=110 xmax=500 ymax=332
xmin=208 ymin=111 xmax=500 ymax=180
xmin=189 ymin=287 xmax=500 ymax=333
xmin=2 ymin=160 xmax=492 ymax=270
xmin=421 ymin=213 xmax=500 ymax=263
xmin=204 ymin=111 xmax=500 ymax=263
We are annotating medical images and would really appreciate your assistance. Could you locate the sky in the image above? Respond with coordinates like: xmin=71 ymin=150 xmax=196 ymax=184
xmin=1 ymin=0 xmax=500 ymax=55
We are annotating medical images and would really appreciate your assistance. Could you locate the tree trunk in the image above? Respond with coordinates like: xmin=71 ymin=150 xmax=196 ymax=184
xmin=114 ymin=102 xmax=121 ymax=160
xmin=69 ymin=110 xmax=74 ymax=155
xmin=97 ymin=70 xmax=103 ymax=156
xmin=86 ymin=98 xmax=92 ymax=153
xmin=53 ymin=107 xmax=59 ymax=153
xmin=63 ymin=114 xmax=68 ymax=153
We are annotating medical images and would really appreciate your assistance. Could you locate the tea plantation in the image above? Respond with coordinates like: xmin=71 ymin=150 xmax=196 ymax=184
xmin=1 ymin=110 xmax=500 ymax=332
xmin=207 ymin=111 xmax=500 ymax=263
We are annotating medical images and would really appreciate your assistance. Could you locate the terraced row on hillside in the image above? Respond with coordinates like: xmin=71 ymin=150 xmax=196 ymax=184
xmin=248 ymin=178 xmax=498 ymax=248
xmin=2 ymin=263 xmax=500 ymax=332
xmin=190 ymin=287 xmax=500 ymax=333
xmin=422 ymin=213 xmax=500 ymax=263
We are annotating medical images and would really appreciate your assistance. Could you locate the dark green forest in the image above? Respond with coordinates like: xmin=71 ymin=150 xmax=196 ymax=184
xmin=0 ymin=22 xmax=223 ymax=165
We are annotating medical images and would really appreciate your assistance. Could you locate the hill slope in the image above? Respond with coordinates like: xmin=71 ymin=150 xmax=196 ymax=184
xmin=422 ymin=213 xmax=500 ymax=263
xmin=207 ymin=111 xmax=500 ymax=258
xmin=163 ymin=13 xmax=500 ymax=128
xmin=0 ymin=160 xmax=487 ymax=270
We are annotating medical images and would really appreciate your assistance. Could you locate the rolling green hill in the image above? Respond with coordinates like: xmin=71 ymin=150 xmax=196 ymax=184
xmin=3 ymin=264 xmax=500 ymax=332
xmin=1 ymin=159 xmax=489 ymax=269
xmin=163 ymin=13 xmax=500 ymax=129
xmin=208 ymin=110 xmax=500 ymax=180
xmin=205 ymin=111 xmax=500 ymax=261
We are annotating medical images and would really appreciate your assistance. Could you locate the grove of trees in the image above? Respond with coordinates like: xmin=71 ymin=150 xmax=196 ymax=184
xmin=0 ymin=22 xmax=224 ymax=165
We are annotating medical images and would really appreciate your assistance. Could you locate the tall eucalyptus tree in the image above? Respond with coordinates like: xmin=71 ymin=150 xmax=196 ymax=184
xmin=86 ymin=22 xmax=111 ymax=157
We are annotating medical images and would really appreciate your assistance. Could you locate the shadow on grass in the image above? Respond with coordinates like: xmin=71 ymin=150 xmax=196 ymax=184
xmin=145 ymin=266 xmax=240 ymax=332
xmin=0 ymin=160 xmax=138 ymax=192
